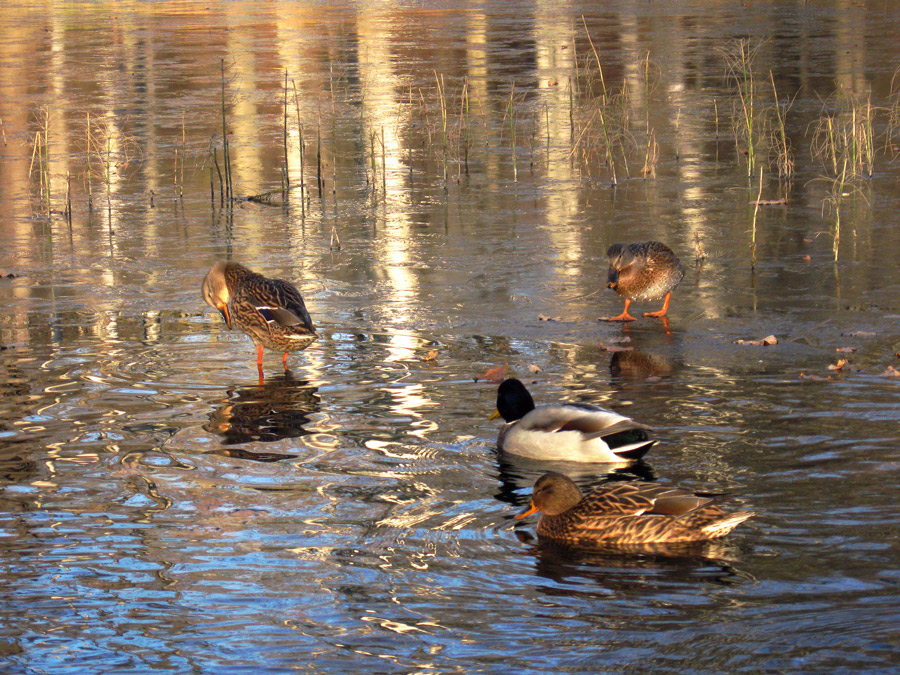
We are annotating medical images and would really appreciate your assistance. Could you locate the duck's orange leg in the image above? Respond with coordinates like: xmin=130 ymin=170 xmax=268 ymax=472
xmin=256 ymin=345 xmax=265 ymax=366
xmin=606 ymin=298 xmax=637 ymax=322
xmin=644 ymin=292 xmax=672 ymax=318
xmin=282 ymin=352 xmax=290 ymax=371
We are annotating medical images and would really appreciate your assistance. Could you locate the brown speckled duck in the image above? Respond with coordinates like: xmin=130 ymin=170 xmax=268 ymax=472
xmin=202 ymin=262 xmax=317 ymax=372
xmin=515 ymin=472 xmax=753 ymax=546
xmin=605 ymin=241 xmax=684 ymax=322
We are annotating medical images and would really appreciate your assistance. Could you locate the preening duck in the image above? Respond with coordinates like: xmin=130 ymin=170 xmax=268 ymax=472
xmin=605 ymin=241 xmax=684 ymax=322
xmin=202 ymin=261 xmax=317 ymax=374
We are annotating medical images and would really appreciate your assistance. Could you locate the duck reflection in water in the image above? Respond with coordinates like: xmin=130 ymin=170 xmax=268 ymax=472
xmin=203 ymin=371 xmax=319 ymax=461
xmin=521 ymin=535 xmax=753 ymax=586
xmin=609 ymin=349 xmax=679 ymax=382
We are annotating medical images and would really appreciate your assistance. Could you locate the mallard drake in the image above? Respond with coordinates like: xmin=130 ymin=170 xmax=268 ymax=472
xmin=492 ymin=378 xmax=655 ymax=463
xmin=515 ymin=472 xmax=754 ymax=545
xmin=605 ymin=241 xmax=684 ymax=321
xmin=201 ymin=261 xmax=317 ymax=371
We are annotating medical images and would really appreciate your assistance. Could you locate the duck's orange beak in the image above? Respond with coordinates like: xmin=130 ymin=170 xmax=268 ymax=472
xmin=515 ymin=502 xmax=539 ymax=520
xmin=218 ymin=304 xmax=232 ymax=329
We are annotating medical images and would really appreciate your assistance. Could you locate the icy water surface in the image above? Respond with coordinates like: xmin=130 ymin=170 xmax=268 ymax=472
xmin=1 ymin=1 xmax=900 ymax=672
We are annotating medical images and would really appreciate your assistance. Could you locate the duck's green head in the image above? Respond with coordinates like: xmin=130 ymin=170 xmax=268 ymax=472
xmin=495 ymin=378 xmax=536 ymax=423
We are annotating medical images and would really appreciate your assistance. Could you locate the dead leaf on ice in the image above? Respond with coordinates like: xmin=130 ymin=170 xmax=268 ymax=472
xmin=736 ymin=334 xmax=778 ymax=346
xmin=477 ymin=364 xmax=509 ymax=383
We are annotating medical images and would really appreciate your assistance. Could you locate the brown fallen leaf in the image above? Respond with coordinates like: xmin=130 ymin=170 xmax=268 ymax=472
xmin=477 ymin=364 xmax=509 ymax=383
xmin=845 ymin=331 xmax=876 ymax=337
xmin=804 ymin=255 xmax=811 ymax=263
xmin=526 ymin=364 xmax=543 ymax=374
xmin=735 ymin=334 xmax=778 ymax=346
xmin=421 ymin=350 xmax=439 ymax=362
xmin=800 ymin=372 xmax=832 ymax=381
xmin=827 ymin=359 xmax=848 ymax=371
xmin=538 ymin=314 xmax=562 ymax=322
xmin=835 ymin=347 xmax=857 ymax=353
xmin=881 ymin=365 xmax=900 ymax=378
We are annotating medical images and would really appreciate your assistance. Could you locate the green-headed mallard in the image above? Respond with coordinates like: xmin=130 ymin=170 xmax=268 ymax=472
xmin=515 ymin=472 xmax=754 ymax=545
xmin=202 ymin=261 xmax=317 ymax=371
xmin=605 ymin=241 xmax=684 ymax=321
xmin=492 ymin=378 xmax=655 ymax=463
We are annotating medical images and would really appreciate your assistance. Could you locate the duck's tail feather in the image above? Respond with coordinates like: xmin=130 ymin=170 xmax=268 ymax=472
xmin=613 ymin=439 xmax=656 ymax=460
xmin=700 ymin=510 xmax=754 ymax=538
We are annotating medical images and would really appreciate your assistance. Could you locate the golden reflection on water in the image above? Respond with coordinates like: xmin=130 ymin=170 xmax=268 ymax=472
xmin=2 ymin=4 xmax=900 ymax=672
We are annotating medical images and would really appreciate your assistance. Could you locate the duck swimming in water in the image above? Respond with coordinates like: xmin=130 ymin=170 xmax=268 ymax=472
xmin=492 ymin=378 xmax=655 ymax=463
xmin=515 ymin=472 xmax=754 ymax=546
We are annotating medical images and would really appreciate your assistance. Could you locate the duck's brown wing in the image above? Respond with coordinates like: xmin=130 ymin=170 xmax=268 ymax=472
xmin=578 ymin=482 xmax=715 ymax=517
xmin=238 ymin=277 xmax=315 ymax=332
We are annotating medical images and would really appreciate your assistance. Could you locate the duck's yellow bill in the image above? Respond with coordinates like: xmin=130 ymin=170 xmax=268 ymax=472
xmin=488 ymin=409 xmax=501 ymax=420
xmin=515 ymin=502 xmax=539 ymax=520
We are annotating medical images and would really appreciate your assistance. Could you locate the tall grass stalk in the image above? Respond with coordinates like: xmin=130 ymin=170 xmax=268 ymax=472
xmin=507 ymin=83 xmax=517 ymax=183
xmin=768 ymin=71 xmax=794 ymax=185
xmin=291 ymin=79 xmax=305 ymax=217
xmin=641 ymin=129 xmax=658 ymax=178
xmin=750 ymin=167 xmax=763 ymax=268
xmin=283 ymin=70 xmax=290 ymax=194
xmin=582 ymin=15 xmax=607 ymax=102
xmin=220 ymin=59 xmax=232 ymax=202
xmin=434 ymin=71 xmax=448 ymax=184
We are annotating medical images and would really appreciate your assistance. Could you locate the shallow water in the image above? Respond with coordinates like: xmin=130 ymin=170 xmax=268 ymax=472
xmin=1 ymin=1 xmax=900 ymax=672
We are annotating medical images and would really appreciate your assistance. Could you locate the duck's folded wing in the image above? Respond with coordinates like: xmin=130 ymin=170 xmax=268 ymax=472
xmin=645 ymin=487 xmax=716 ymax=516
xmin=558 ymin=411 xmax=654 ymax=455
xmin=582 ymin=482 xmax=715 ymax=517
xmin=264 ymin=279 xmax=315 ymax=330
xmin=578 ymin=482 xmax=663 ymax=516
xmin=257 ymin=306 xmax=307 ymax=327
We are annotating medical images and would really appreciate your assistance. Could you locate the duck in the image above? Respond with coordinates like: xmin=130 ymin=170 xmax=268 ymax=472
xmin=492 ymin=378 xmax=655 ymax=463
xmin=605 ymin=241 xmax=684 ymax=322
xmin=515 ymin=472 xmax=754 ymax=545
xmin=201 ymin=261 xmax=317 ymax=373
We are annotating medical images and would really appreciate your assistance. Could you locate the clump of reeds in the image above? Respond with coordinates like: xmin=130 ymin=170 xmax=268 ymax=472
xmin=810 ymin=90 xmax=875 ymax=180
xmin=810 ymin=89 xmax=876 ymax=262
xmin=565 ymin=19 xmax=643 ymax=186
xmin=720 ymin=38 xmax=765 ymax=179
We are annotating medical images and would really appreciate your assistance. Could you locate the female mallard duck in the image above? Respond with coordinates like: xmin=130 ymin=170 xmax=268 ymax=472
xmin=605 ymin=241 xmax=684 ymax=321
xmin=201 ymin=261 xmax=317 ymax=371
xmin=492 ymin=378 xmax=655 ymax=463
xmin=515 ymin=472 xmax=754 ymax=545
